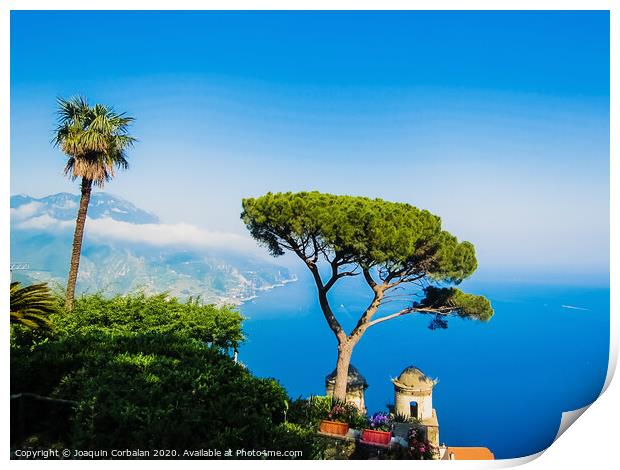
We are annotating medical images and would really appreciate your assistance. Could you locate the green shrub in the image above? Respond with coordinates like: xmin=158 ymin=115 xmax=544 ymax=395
xmin=270 ymin=422 xmax=329 ymax=459
xmin=286 ymin=395 xmax=334 ymax=429
xmin=55 ymin=292 xmax=245 ymax=349
xmin=286 ymin=395 xmax=368 ymax=430
xmin=63 ymin=333 xmax=287 ymax=451
xmin=11 ymin=293 xmax=292 ymax=454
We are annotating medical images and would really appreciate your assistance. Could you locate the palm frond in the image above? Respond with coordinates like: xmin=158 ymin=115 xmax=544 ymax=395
xmin=53 ymin=96 xmax=136 ymax=186
xmin=10 ymin=281 xmax=59 ymax=330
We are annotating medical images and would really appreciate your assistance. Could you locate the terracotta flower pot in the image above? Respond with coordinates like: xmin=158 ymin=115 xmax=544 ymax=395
xmin=319 ymin=419 xmax=350 ymax=436
xmin=360 ymin=428 xmax=392 ymax=446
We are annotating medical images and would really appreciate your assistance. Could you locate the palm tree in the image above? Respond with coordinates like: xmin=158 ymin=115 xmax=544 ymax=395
xmin=53 ymin=97 xmax=136 ymax=311
xmin=10 ymin=282 xmax=59 ymax=330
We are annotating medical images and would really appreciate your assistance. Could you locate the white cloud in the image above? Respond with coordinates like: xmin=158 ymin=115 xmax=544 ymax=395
xmin=10 ymin=201 xmax=43 ymax=221
xmin=86 ymin=218 xmax=260 ymax=253
xmin=13 ymin=211 xmax=260 ymax=254
xmin=13 ymin=213 xmax=73 ymax=231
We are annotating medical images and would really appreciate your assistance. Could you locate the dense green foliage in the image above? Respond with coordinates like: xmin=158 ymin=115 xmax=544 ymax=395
xmin=241 ymin=192 xmax=493 ymax=324
xmin=10 ymin=294 xmax=302 ymax=456
xmin=270 ymin=422 xmax=330 ymax=459
xmin=10 ymin=281 xmax=59 ymax=330
xmin=287 ymin=395 xmax=366 ymax=430
xmin=283 ymin=396 xmax=364 ymax=459
xmin=241 ymin=192 xmax=476 ymax=281
xmin=53 ymin=293 xmax=245 ymax=350
xmin=287 ymin=395 xmax=334 ymax=429
xmin=421 ymin=286 xmax=493 ymax=321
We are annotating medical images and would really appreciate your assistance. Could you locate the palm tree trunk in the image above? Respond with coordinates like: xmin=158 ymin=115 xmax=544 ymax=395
xmin=65 ymin=177 xmax=92 ymax=311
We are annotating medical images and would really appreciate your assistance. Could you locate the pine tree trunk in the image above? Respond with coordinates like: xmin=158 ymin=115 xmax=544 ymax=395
xmin=65 ymin=178 xmax=92 ymax=311
xmin=333 ymin=344 xmax=353 ymax=402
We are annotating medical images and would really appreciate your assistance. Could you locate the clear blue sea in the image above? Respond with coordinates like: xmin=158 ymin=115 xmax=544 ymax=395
xmin=239 ymin=271 xmax=609 ymax=459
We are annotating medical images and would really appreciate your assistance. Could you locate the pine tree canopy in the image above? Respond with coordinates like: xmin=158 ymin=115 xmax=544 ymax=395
xmin=242 ymin=192 xmax=493 ymax=324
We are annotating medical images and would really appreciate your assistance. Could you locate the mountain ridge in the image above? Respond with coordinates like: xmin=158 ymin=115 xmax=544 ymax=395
xmin=11 ymin=192 xmax=160 ymax=225
xmin=10 ymin=192 xmax=295 ymax=304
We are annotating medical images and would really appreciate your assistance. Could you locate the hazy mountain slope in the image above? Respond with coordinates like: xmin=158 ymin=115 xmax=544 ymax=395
xmin=10 ymin=192 xmax=295 ymax=304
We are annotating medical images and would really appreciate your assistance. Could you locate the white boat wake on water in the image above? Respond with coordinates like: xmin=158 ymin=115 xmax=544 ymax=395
xmin=561 ymin=304 xmax=589 ymax=311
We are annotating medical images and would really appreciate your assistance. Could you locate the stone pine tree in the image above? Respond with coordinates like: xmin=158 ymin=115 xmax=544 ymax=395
xmin=53 ymin=97 xmax=136 ymax=311
xmin=241 ymin=192 xmax=493 ymax=403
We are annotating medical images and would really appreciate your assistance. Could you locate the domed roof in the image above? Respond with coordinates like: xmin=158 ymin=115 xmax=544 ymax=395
xmin=326 ymin=364 xmax=368 ymax=389
xmin=392 ymin=366 xmax=436 ymax=391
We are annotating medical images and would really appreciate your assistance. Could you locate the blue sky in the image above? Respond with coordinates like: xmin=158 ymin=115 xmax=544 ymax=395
xmin=10 ymin=11 xmax=609 ymax=281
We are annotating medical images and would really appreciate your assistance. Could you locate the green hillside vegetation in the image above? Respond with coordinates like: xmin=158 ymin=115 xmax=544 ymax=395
xmin=10 ymin=293 xmax=323 ymax=457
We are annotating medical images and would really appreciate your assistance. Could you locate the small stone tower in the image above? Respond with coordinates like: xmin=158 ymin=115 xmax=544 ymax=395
xmin=325 ymin=364 xmax=368 ymax=412
xmin=392 ymin=366 xmax=436 ymax=420
xmin=392 ymin=366 xmax=440 ymax=448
